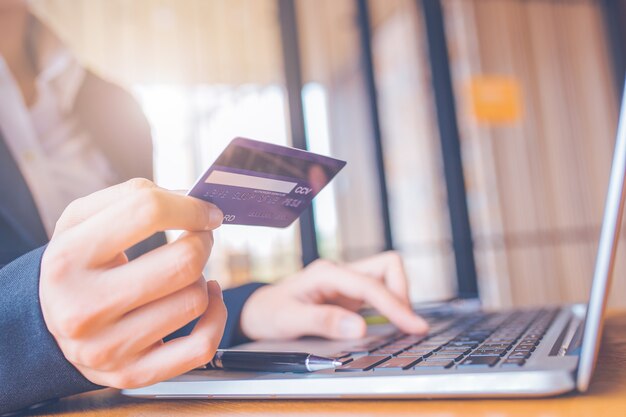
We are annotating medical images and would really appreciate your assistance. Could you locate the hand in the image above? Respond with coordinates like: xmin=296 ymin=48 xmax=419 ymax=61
xmin=40 ymin=178 xmax=227 ymax=389
xmin=240 ymin=252 xmax=428 ymax=340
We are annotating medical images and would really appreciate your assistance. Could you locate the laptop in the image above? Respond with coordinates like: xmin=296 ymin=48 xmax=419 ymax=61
xmin=124 ymin=79 xmax=626 ymax=399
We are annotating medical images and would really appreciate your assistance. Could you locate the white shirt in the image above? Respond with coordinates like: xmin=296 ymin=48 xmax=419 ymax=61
xmin=0 ymin=42 xmax=116 ymax=237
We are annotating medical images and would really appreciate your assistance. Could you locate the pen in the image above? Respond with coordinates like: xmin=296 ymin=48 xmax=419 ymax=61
xmin=208 ymin=350 xmax=342 ymax=373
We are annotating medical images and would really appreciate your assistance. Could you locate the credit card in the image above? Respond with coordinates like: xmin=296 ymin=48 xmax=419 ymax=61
xmin=188 ymin=137 xmax=346 ymax=227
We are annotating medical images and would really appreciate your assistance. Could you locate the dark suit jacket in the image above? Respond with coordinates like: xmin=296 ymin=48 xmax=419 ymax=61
xmin=0 ymin=72 xmax=263 ymax=414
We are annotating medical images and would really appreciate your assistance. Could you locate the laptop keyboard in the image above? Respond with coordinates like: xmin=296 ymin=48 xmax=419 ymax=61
xmin=333 ymin=308 xmax=558 ymax=372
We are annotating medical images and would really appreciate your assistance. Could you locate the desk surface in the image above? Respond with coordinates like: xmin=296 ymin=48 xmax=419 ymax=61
xmin=33 ymin=312 xmax=626 ymax=417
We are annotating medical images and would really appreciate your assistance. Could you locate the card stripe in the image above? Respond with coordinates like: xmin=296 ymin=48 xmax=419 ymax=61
xmin=205 ymin=170 xmax=297 ymax=194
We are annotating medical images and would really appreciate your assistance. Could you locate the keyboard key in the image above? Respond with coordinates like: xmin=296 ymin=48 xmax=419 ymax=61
xmin=430 ymin=352 xmax=464 ymax=361
xmin=472 ymin=348 xmax=507 ymax=356
xmin=513 ymin=346 xmax=534 ymax=353
xmin=413 ymin=360 xmax=454 ymax=370
xmin=398 ymin=351 xmax=432 ymax=358
xmin=370 ymin=348 xmax=404 ymax=356
xmin=502 ymin=359 xmax=526 ymax=367
xmin=447 ymin=341 xmax=479 ymax=347
xmin=404 ymin=347 xmax=435 ymax=354
xmin=413 ymin=344 xmax=442 ymax=351
xmin=452 ymin=338 xmax=482 ymax=344
xmin=465 ymin=334 xmax=488 ymax=339
xmin=439 ymin=347 xmax=472 ymax=355
xmin=336 ymin=309 xmax=554 ymax=373
xmin=487 ymin=338 xmax=517 ymax=344
xmin=395 ymin=335 xmax=426 ymax=345
xmin=458 ymin=355 xmax=500 ymax=367
xmin=346 ymin=349 xmax=370 ymax=356
xmin=383 ymin=343 xmax=412 ymax=350
xmin=335 ymin=356 xmax=391 ymax=372
xmin=481 ymin=343 xmax=512 ymax=350
xmin=427 ymin=337 xmax=452 ymax=343
xmin=373 ymin=357 xmax=422 ymax=371
xmin=465 ymin=331 xmax=491 ymax=339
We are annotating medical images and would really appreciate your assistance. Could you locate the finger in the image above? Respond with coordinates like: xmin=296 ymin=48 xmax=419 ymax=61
xmin=100 ymin=231 xmax=213 ymax=317
xmin=54 ymin=178 xmax=157 ymax=234
xmin=348 ymin=251 xmax=410 ymax=305
xmin=60 ymin=186 xmax=223 ymax=266
xmin=112 ymin=281 xmax=227 ymax=389
xmin=308 ymin=263 xmax=428 ymax=334
xmin=83 ymin=278 xmax=210 ymax=370
xmin=289 ymin=304 xmax=367 ymax=340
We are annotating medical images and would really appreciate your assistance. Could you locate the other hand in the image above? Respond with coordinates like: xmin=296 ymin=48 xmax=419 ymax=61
xmin=240 ymin=252 xmax=428 ymax=340
xmin=40 ymin=178 xmax=227 ymax=389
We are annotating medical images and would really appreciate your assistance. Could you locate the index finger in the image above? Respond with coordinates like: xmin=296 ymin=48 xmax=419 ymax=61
xmin=60 ymin=186 xmax=223 ymax=266
xmin=310 ymin=264 xmax=428 ymax=334
xmin=55 ymin=178 xmax=157 ymax=235
xmin=348 ymin=251 xmax=410 ymax=305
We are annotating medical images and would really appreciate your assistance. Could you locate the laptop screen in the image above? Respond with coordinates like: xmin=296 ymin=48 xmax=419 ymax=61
xmin=577 ymin=78 xmax=626 ymax=391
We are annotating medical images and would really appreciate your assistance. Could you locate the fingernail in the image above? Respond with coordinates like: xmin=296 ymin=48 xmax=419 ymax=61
xmin=339 ymin=315 xmax=365 ymax=338
xmin=205 ymin=207 xmax=224 ymax=229
xmin=414 ymin=317 xmax=429 ymax=333
xmin=208 ymin=280 xmax=223 ymax=300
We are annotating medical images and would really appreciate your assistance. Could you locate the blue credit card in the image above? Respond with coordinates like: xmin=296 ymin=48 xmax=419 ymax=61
xmin=188 ymin=137 xmax=346 ymax=227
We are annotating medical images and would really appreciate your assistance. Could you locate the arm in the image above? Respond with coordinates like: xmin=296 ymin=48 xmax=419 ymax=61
xmin=0 ymin=247 xmax=263 ymax=415
xmin=0 ymin=179 xmax=265 ymax=415
xmin=0 ymin=247 xmax=98 ymax=414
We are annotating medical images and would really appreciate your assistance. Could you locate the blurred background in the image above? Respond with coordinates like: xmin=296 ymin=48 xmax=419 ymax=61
xmin=29 ymin=0 xmax=626 ymax=308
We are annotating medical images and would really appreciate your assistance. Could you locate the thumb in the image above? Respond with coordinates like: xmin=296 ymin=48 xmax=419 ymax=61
xmin=296 ymin=304 xmax=367 ymax=340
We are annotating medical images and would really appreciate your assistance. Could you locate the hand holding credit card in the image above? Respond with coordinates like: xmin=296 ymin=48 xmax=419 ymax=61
xmin=188 ymin=138 xmax=346 ymax=227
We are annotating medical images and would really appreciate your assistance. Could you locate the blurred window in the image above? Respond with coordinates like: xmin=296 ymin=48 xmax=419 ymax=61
xmin=31 ymin=0 xmax=303 ymax=287
xmin=297 ymin=0 xmax=456 ymax=301
xmin=133 ymin=84 xmax=302 ymax=286
xmin=31 ymin=0 xmax=622 ymax=307
xmin=443 ymin=0 xmax=621 ymax=307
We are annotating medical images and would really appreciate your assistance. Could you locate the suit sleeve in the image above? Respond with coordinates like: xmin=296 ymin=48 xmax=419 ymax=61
xmin=0 ymin=246 xmax=100 ymax=415
xmin=0 ymin=246 xmax=265 ymax=415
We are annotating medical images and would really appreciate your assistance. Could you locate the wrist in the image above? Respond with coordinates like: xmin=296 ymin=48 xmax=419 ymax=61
xmin=239 ymin=284 xmax=272 ymax=341
xmin=221 ymin=282 xmax=268 ymax=347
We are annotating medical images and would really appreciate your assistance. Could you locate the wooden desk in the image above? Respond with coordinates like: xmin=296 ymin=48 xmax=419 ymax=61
xmin=33 ymin=312 xmax=626 ymax=417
